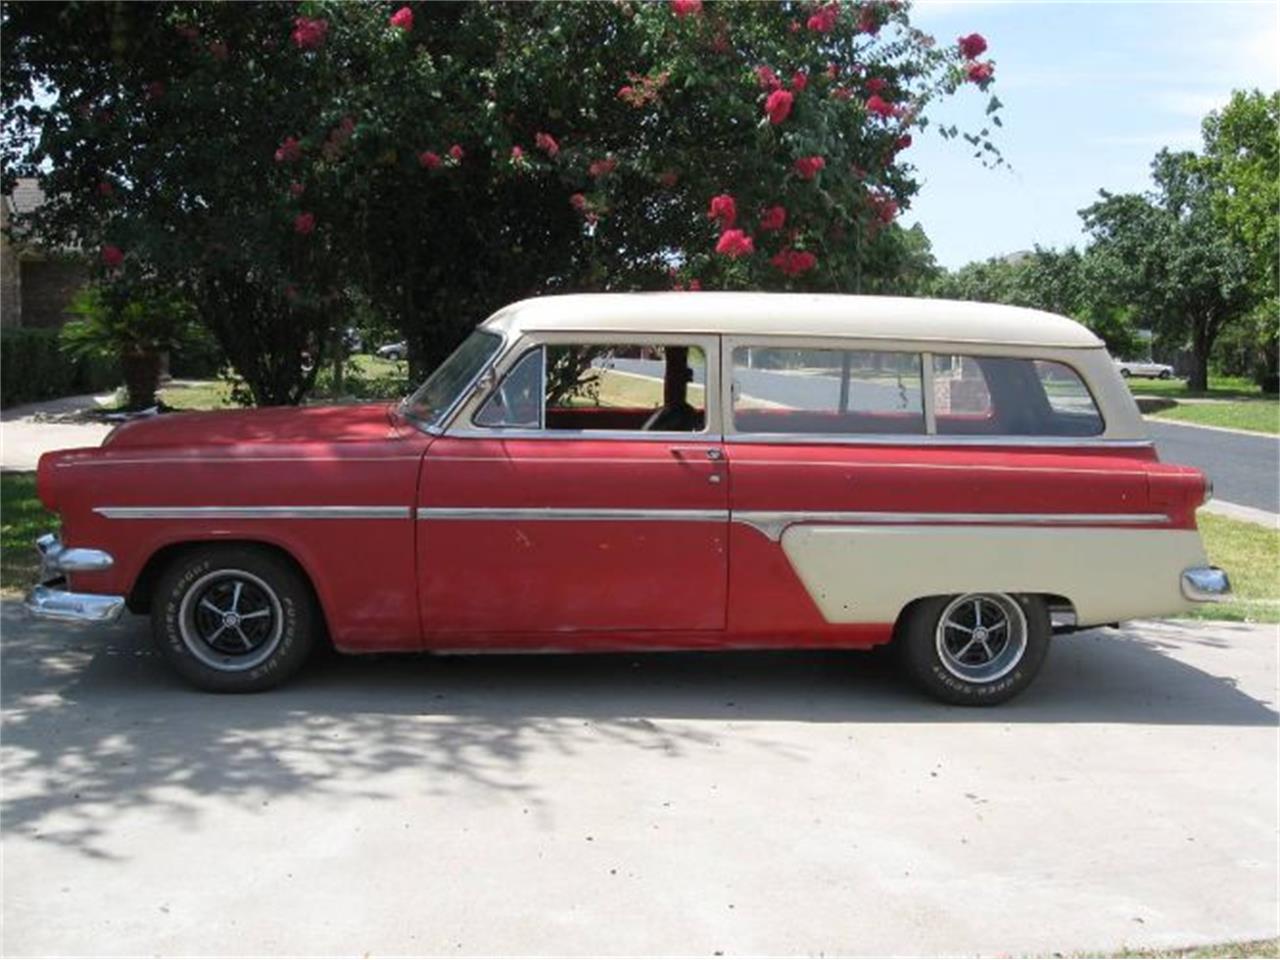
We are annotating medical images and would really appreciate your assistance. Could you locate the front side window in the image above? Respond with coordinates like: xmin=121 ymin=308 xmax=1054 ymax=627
xmin=473 ymin=342 xmax=707 ymax=433
xmin=732 ymin=347 xmax=925 ymax=434
xmin=932 ymin=355 xmax=1103 ymax=436
xmin=401 ymin=330 xmax=501 ymax=428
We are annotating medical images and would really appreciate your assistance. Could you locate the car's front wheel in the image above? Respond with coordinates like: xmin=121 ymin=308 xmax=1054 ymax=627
xmin=897 ymin=592 xmax=1050 ymax=705
xmin=1159 ymin=369 xmax=1172 ymax=380
xmin=1118 ymin=367 xmax=1131 ymax=378
xmin=151 ymin=545 xmax=317 ymax=692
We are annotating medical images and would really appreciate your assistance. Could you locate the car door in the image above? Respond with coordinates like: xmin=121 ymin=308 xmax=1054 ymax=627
xmin=416 ymin=334 xmax=728 ymax=641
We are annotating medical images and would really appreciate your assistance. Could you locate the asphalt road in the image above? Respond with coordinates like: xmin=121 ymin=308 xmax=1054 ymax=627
xmin=3 ymin=603 xmax=1276 ymax=956
xmin=1148 ymin=419 xmax=1279 ymax=514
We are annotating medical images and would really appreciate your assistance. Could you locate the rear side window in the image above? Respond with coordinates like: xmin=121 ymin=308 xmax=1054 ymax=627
xmin=932 ymin=355 xmax=1103 ymax=436
xmin=732 ymin=347 xmax=925 ymax=435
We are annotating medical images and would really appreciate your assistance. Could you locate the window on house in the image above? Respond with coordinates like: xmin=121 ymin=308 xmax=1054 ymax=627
xmin=931 ymin=355 xmax=1104 ymax=436
xmin=731 ymin=347 xmax=925 ymax=434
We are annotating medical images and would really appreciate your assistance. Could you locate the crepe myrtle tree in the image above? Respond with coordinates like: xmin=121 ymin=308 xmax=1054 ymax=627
xmin=3 ymin=1 xmax=1003 ymax=396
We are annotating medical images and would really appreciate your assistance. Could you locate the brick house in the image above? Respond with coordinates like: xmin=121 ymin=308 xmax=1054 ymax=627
xmin=0 ymin=178 xmax=89 ymax=329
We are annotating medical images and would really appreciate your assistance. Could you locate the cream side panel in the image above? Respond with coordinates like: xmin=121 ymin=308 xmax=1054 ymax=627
xmin=779 ymin=525 xmax=1207 ymax=625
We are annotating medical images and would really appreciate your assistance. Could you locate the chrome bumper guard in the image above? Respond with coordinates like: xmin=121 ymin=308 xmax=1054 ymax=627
xmin=1181 ymin=566 xmax=1232 ymax=603
xmin=24 ymin=533 xmax=125 ymax=624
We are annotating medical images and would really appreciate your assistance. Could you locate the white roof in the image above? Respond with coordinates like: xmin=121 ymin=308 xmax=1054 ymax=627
xmin=480 ymin=293 xmax=1103 ymax=349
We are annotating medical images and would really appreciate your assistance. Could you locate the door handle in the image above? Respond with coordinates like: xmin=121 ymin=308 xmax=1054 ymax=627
xmin=669 ymin=446 xmax=724 ymax=461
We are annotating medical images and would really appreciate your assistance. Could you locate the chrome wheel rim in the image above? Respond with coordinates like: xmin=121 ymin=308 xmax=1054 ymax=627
xmin=178 ymin=569 xmax=283 ymax=672
xmin=934 ymin=593 xmax=1027 ymax=684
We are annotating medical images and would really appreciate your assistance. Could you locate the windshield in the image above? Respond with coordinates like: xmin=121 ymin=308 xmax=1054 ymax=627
xmin=400 ymin=330 xmax=501 ymax=428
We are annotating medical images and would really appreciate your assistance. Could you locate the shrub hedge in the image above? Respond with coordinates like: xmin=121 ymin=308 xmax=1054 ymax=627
xmin=0 ymin=327 xmax=120 ymax=408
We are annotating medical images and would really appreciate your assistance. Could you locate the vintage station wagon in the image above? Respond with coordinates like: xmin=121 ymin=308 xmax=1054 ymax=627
xmin=27 ymin=293 xmax=1230 ymax=704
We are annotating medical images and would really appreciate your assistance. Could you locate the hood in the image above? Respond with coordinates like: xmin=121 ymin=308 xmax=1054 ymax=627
xmin=104 ymin=403 xmax=402 ymax=449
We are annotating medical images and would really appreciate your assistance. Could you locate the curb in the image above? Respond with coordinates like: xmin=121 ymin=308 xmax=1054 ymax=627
xmin=1144 ymin=415 xmax=1279 ymax=439
xmin=1200 ymin=500 xmax=1280 ymax=529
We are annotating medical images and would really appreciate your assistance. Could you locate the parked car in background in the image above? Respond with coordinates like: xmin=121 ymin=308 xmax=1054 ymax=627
xmin=376 ymin=340 xmax=408 ymax=361
xmin=1114 ymin=358 xmax=1176 ymax=379
xmin=26 ymin=294 xmax=1229 ymax=704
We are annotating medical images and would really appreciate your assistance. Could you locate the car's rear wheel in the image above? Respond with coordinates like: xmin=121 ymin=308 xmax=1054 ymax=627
xmin=1118 ymin=367 xmax=1131 ymax=378
xmin=1159 ymin=369 xmax=1172 ymax=380
xmin=897 ymin=592 xmax=1050 ymax=705
xmin=151 ymin=545 xmax=316 ymax=692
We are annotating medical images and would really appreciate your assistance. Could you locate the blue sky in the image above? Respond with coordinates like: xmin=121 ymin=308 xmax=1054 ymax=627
xmin=903 ymin=0 xmax=1279 ymax=268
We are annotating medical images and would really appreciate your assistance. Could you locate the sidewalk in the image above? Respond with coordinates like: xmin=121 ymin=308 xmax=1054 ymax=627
xmin=0 ymin=392 xmax=115 ymax=471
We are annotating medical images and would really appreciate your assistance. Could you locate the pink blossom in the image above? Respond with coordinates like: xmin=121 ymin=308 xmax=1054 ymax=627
xmin=866 ymin=94 xmax=895 ymax=119
xmin=511 ymin=145 xmax=525 ymax=161
xmin=865 ymin=77 xmax=886 ymax=95
xmin=290 ymin=17 xmax=328 ymax=51
xmin=756 ymin=66 xmax=782 ymax=90
xmin=589 ymin=156 xmax=617 ymax=177
xmin=274 ymin=136 xmax=302 ymax=164
xmin=770 ymin=248 xmax=817 ymax=277
xmin=390 ymin=7 xmax=414 ymax=31
xmin=793 ymin=155 xmax=826 ymax=180
xmin=715 ymin=229 xmax=755 ymax=258
xmin=294 ymin=212 xmax=316 ymax=235
xmin=807 ymin=4 xmax=839 ymax=33
xmin=967 ymin=60 xmax=995 ymax=84
xmin=671 ymin=0 xmax=703 ymax=17
xmin=289 ymin=181 xmax=306 ymax=197
xmin=100 ymin=245 xmax=124 ymax=268
xmin=419 ymin=151 xmax=442 ymax=169
xmin=759 ymin=205 xmax=787 ymax=232
xmin=707 ymin=193 xmax=738 ymax=228
xmin=449 ymin=144 xmax=465 ymax=162
xmin=957 ymin=33 xmax=988 ymax=59
xmin=535 ymin=132 xmax=560 ymax=157
xmin=765 ymin=88 xmax=794 ymax=125
xmin=570 ymin=193 xmax=588 ymax=211
xmin=791 ymin=70 xmax=809 ymax=92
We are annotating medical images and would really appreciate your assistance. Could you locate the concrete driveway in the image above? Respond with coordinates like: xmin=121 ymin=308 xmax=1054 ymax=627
xmin=1 ymin=393 xmax=114 ymax=472
xmin=1 ymin=603 xmax=1276 ymax=957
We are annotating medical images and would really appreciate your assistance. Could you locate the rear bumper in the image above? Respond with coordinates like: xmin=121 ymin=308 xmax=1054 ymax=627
xmin=1181 ymin=566 xmax=1232 ymax=602
xmin=24 ymin=532 xmax=125 ymax=624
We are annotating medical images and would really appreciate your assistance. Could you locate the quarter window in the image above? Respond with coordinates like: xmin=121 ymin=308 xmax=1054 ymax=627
xmin=474 ymin=342 xmax=707 ymax=433
xmin=731 ymin=347 xmax=925 ymax=435
xmin=932 ymin=355 xmax=1103 ymax=436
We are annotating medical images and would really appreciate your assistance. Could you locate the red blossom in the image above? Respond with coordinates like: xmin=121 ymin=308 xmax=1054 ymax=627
xmin=289 ymin=181 xmax=306 ymax=197
xmin=865 ymin=77 xmax=886 ymax=95
xmin=290 ymin=16 xmax=329 ymax=51
xmin=687 ymin=279 xmax=702 ymax=291
xmin=589 ymin=156 xmax=617 ymax=177
xmin=826 ymin=63 xmax=840 ymax=80
xmin=715 ymin=229 xmax=755 ymax=258
xmin=294 ymin=212 xmax=316 ymax=235
xmin=707 ymin=193 xmax=738 ymax=227
xmin=535 ymin=132 xmax=560 ymax=157
xmin=759 ymin=205 xmax=787 ymax=232
xmin=894 ymin=134 xmax=913 ymax=152
xmin=510 ymin=145 xmax=525 ymax=161
xmin=794 ymin=155 xmax=826 ymax=180
xmin=866 ymin=94 xmax=895 ymax=119
xmin=765 ymin=89 xmax=794 ymax=125
xmin=791 ymin=70 xmax=809 ymax=92
xmin=967 ymin=60 xmax=995 ymax=84
xmin=569 ymin=193 xmax=588 ymax=212
xmin=449 ymin=144 xmax=465 ymax=162
xmin=831 ymin=86 xmax=853 ymax=101
xmin=419 ymin=150 xmax=442 ymax=169
xmin=100 ymin=245 xmax=124 ymax=268
xmin=671 ymin=0 xmax=703 ymax=17
xmin=756 ymin=66 xmax=782 ymax=90
xmin=97 ymin=181 xmax=114 ymax=197
xmin=807 ymin=4 xmax=839 ymax=33
xmin=869 ymin=190 xmax=899 ymax=223
xmin=390 ymin=6 xmax=414 ymax=31
xmin=209 ymin=40 xmax=229 ymax=60
xmin=770 ymin=248 xmax=817 ymax=277
xmin=957 ymin=32 xmax=988 ymax=59
xmin=274 ymin=136 xmax=302 ymax=164
xmin=858 ymin=5 xmax=880 ymax=35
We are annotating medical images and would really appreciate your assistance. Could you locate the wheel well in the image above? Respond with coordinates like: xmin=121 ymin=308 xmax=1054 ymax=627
xmin=127 ymin=540 xmax=329 ymax=637
xmin=890 ymin=592 xmax=1077 ymax=639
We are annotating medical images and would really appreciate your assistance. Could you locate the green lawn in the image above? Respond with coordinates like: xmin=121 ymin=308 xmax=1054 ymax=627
xmin=1150 ymin=400 xmax=1280 ymax=434
xmin=1 ymin=471 xmax=55 ymax=595
xmin=1182 ymin=512 xmax=1280 ymax=623
xmin=1124 ymin=375 xmax=1262 ymax=400
xmin=1078 ymin=939 xmax=1279 ymax=959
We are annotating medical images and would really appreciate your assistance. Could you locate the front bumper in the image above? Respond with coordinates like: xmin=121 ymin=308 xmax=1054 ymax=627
xmin=1181 ymin=566 xmax=1232 ymax=602
xmin=24 ymin=533 xmax=125 ymax=624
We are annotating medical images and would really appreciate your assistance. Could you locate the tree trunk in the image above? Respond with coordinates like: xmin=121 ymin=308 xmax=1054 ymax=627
xmin=1188 ymin=321 xmax=1211 ymax=393
xmin=120 ymin=349 xmax=162 ymax=410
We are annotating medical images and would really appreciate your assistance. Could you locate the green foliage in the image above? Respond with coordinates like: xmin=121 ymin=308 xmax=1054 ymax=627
xmin=2 ymin=1 xmax=1004 ymax=395
xmin=0 ymin=472 xmax=56 ymax=592
xmin=0 ymin=327 xmax=119 ymax=408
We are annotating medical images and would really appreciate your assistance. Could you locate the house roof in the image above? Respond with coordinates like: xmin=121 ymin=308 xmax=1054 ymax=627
xmin=480 ymin=293 xmax=1104 ymax=349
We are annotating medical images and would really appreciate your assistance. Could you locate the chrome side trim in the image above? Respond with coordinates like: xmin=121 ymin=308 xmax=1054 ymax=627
xmin=1181 ymin=566 xmax=1232 ymax=602
xmin=726 ymin=433 xmax=1154 ymax=448
xmin=418 ymin=507 xmax=728 ymax=523
xmin=95 ymin=506 xmax=411 ymax=520
xmin=25 ymin=585 xmax=126 ymax=623
xmin=733 ymin=510 xmax=1172 ymax=541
